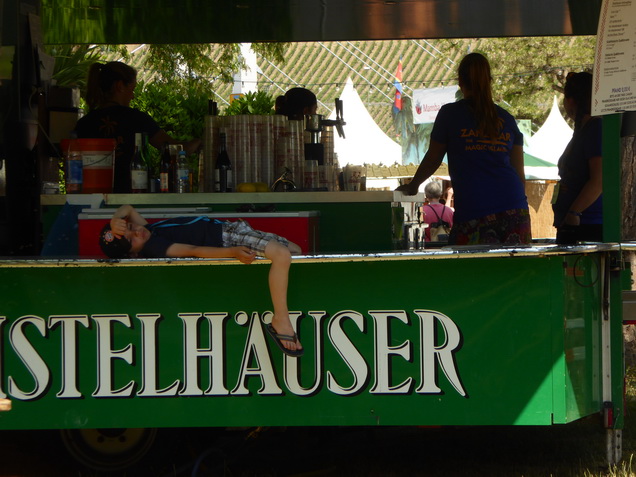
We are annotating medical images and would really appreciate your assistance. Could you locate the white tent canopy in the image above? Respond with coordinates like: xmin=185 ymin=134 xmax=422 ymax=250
xmin=523 ymin=158 xmax=560 ymax=181
xmin=525 ymin=95 xmax=573 ymax=166
xmin=327 ymin=78 xmax=402 ymax=167
xmin=232 ymin=43 xmax=259 ymax=95
xmin=325 ymin=85 xmax=567 ymax=184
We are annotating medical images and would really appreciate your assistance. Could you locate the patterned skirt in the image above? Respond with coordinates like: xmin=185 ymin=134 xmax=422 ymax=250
xmin=449 ymin=208 xmax=532 ymax=246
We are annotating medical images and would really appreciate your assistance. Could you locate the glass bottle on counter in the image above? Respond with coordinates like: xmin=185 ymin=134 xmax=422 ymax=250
xmin=214 ymin=132 xmax=233 ymax=192
xmin=65 ymin=132 xmax=82 ymax=194
xmin=130 ymin=133 xmax=148 ymax=193
xmin=142 ymin=132 xmax=159 ymax=192
xmin=176 ymin=150 xmax=190 ymax=193
xmin=160 ymin=143 xmax=171 ymax=193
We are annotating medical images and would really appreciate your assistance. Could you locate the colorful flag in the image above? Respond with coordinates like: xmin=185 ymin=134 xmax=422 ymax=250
xmin=393 ymin=56 xmax=403 ymax=113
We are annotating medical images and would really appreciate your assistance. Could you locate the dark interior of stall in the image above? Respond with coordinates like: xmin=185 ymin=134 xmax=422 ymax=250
xmin=1 ymin=0 xmax=42 ymax=255
xmin=0 ymin=0 xmax=603 ymax=256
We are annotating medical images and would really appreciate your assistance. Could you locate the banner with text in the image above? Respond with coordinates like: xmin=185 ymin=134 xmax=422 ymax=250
xmin=412 ymin=85 xmax=459 ymax=124
xmin=592 ymin=0 xmax=636 ymax=115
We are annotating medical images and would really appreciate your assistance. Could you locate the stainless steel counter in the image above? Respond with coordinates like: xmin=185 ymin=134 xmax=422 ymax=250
xmin=2 ymin=242 xmax=629 ymax=267
xmin=41 ymin=191 xmax=426 ymax=207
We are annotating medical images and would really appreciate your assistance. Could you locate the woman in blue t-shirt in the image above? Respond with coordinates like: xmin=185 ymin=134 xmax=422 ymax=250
xmin=552 ymin=72 xmax=603 ymax=244
xmin=397 ymin=53 xmax=531 ymax=245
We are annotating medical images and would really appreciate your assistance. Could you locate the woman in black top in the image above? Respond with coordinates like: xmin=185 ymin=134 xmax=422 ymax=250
xmin=552 ymin=72 xmax=603 ymax=244
xmin=75 ymin=61 xmax=200 ymax=192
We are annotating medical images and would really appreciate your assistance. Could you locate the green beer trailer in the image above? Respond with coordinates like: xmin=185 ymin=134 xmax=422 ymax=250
xmin=0 ymin=0 xmax=632 ymax=471
xmin=0 ymin=237 xmax=629 ymax=468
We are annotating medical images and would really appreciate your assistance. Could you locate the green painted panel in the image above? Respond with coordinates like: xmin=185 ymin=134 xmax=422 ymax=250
xmin=0 ymin=252 xmax=606 ymax=430
xmin=275 ymin=202 xmax=393 ymax=252
xmin=602 ymin=115 xmax=622 ymax=243
xmin=561 ymin=254 xmax=603 ymax=423
xmin=170 ymin=201 xmax=395 ymax=252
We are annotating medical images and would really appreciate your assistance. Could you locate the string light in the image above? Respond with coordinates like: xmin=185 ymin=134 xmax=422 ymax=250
xmin=193 ymin=62 xmax=591 ymax=104
xmin=202 ymin=67 xmax=591 ymax=91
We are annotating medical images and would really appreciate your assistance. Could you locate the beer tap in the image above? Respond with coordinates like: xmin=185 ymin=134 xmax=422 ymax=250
xmin=322 ymin=98 xmax=346 ymax=139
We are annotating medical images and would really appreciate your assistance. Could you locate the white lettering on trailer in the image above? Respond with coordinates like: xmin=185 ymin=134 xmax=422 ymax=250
xmin=179 ymin=313 xmax=228 ymax=396
xmin=8 ymin=316 xmax=50 ymax=400
xmin=0 ymin=317 xmax=5 ymax=399
xmin=415 ymin=310 xmax=466 ymax=397
xmin=283 ymin=312 xmax=327 ymax=396
xmin=92 ymin=315 xmax=135 ymax=398
xmin=370 ymin=311 xmax=413 ymax=394
xmin=0 ymin=309 xmax=467 ymax=400
xmin=50 ymin=315 xmax=89 ymax=399
xmin=231 ymin=311 xmax=283 ymax=395
xmin=137 ymin=314 xmax=180 ymax=397
xmin=326 ymin=310 xmax=369 ymax=395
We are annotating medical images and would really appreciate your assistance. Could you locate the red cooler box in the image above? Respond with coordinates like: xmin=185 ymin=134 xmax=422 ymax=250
xmin=78 ymin=208 xmax=320 ymax=257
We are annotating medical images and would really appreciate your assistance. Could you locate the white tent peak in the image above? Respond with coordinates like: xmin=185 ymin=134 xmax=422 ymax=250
xmin=232 ymin=43 xmax=259 ymax=95
xmin=327 ymin=78 xmax=402 ymax=167
xmin=525 ymin=95 xmax=573 ymax=165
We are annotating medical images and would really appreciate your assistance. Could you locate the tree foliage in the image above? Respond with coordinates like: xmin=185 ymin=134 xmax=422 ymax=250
xmin=145 ymin=44 xmax=234 ymax=86
xmin=130 ymin=81 xmax=208 ymax=141
xmin=46 ymin=44 xmax=130 ymax=96
xmin=129 ymin=80 xmax=209 ymax=179
xmin=47 ymin=42 xmax=288 ymax=99
xmin=467 ymin=37 xmax=596 ymax=131
xmin=392 ymin=37 xmax=596 ymax=167
xmin=48 ymin=39 xmax=593 ymax=133
xmin=222 ymin=91 xmax=276 ymax=116
xmin=144 ymin=43 xmax=287 ymax=91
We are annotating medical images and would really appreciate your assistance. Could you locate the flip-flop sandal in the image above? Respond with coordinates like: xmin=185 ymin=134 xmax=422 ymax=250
xmin=266 ymin=323 xmax=304 ymax=357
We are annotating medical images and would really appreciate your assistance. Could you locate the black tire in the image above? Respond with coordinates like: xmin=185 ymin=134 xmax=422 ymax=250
xmin=60 ymin=427 xmax=158 ymax=473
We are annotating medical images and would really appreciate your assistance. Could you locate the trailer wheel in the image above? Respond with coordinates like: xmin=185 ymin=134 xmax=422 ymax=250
xmin=60 ymin=427 xmax=158 ymax=472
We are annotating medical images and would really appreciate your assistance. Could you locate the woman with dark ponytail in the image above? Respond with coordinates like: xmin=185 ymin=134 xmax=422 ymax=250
xmin=552 ymin=72 xmax=602 ymax=244
xmin=397 ymin=52 xmax=531 ymax=245
xmin=75 ymin=61 xmax=200 ymax=193
xmin=84 ymin=61 xmax=137 ymax=112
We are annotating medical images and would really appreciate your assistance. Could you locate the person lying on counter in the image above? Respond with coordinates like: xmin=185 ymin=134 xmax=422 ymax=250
xmin=98 ymin=204 xmax=304 ymax=357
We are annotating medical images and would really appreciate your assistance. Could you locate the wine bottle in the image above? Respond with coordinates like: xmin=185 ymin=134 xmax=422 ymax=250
xmin=130 ymin=133 xmax=148 ymax=193
xmin=169 ymin=144 xmax=182 ymax=193
xmin=214 ymin=132 xmax=233 ymax=192
xmin=160 ymin=143 xmax=171 ymax=193
xmin=141 ymin=132 xmax=158 ymax=192
xmin=208 ymin=100 xmax=218 ymax=116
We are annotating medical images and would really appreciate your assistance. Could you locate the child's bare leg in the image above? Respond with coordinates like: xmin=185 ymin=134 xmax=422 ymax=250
xmin=264 ymin=240 xmax=302 ymax=353
xmin=287 ymin=241 xmax=302 ymax=255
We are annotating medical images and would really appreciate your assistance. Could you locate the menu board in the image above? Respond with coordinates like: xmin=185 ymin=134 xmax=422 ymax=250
xmin=592 ymin=0 xmax=636 ymax=115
